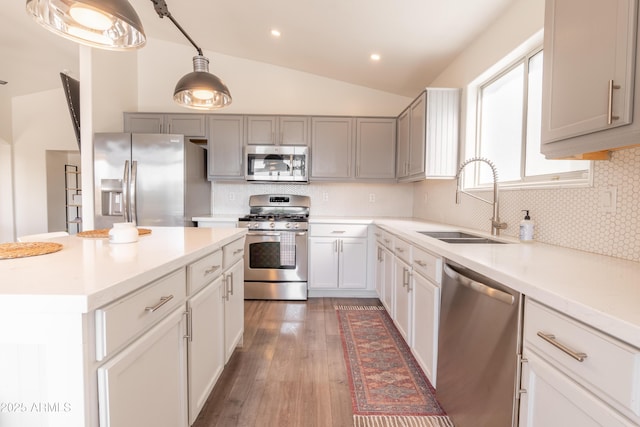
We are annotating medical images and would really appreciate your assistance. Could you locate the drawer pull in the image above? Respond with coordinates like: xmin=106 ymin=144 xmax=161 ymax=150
xmin=397 ymin=248 xmax=405 ymax=253
xmin=232 ymin=248 xmax=243 ymax=256
xmin=415 ymin=260 xmax=427 ymax=267
xmin=205 ymin=265 xmax=221 ymax=276
xmin=145 ymin=295 xmax=174 ymax=313
xmin=537 ymin=332 xmax=588 ymax=362
xmin=331 ymin=230 xmax=346 ymax=234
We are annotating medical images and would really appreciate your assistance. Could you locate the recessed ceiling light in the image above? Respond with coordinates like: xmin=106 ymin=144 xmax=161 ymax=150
xmin=370 ymin=53 xmax=381 ymax=61
xmin=271 ymin=29 xmax=281 ymax=38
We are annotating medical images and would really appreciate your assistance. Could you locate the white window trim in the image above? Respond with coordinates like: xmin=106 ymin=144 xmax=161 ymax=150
xmin=461 ymin=29 xmax=593 ymax=192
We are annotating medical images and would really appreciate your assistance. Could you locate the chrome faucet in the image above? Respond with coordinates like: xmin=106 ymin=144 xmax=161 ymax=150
xmin=455 ymin=157 xmax=507 ymax=236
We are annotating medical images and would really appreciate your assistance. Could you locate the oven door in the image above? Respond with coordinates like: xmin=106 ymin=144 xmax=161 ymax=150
xmin=244 ymin=230 xmax=308 ymax=282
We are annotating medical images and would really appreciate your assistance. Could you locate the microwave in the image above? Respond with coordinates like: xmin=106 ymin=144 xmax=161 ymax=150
xmin=245 ymin=145 xmax=309 ymax=183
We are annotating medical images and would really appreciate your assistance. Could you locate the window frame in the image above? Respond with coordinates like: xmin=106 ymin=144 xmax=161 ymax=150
xmin=463 ymin=43 xmax=592 ymax=192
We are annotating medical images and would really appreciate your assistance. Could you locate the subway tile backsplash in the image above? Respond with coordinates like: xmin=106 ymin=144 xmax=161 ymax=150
xmin=211 ymin=146 xmax=639 ymax=262
xmin=414 ymin=146 xmax=640 ymax=262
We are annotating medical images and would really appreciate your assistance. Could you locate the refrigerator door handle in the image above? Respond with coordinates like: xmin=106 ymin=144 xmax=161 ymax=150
xmin=122 ymin=160 xmax=130 ymax=222
xmin=130 ymin=160 xmax=138 ymax=225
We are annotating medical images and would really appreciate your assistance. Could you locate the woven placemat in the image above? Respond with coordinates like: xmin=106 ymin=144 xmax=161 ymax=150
xmin=77 ymin=228 xmax=152 ymax=238
xmin=0 ymin=242 xmax=63 ymax=259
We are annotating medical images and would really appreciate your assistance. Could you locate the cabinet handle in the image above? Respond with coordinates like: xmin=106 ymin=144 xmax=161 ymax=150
xmin=331 ymin=230 xmax=346 ymax=234
xmin=228 ymin=272 xmax=234 ymax=296
xmin=145 ymin=295 xmax=174 ymax=312
xmin=397 ymin=248 xmax=405 ymax=253
xmin=340 ymin=240 xmax=344 ymax=253
xmin=536 ymin=332 xmax=587 ymax=362
xmin=607 ymin=79 xmax=621 ymax=125
xmin=205 ymin=265 xmax=221 ymax=276
xmin=415 ymin=260 xmax=427 ymax=267
xmin=184 ymin=308 xmax=193 ymax=342
xmin=233 ymin=248 xmax=243 ymax=256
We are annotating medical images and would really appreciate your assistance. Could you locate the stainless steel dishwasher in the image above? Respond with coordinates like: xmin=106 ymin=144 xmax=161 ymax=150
xmin=437 ymin=260 xmax=523 ymax=427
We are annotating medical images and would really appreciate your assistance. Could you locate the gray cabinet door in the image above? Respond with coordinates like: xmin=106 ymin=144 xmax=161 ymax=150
xmin=408 ymin=93 xmax=427 ymax=177
xmin=166 ymin=114 xmax=206 ymax=137
xmin=396 ymin=109 xmax=410 ymax=178
xmin=245 ymin=116 xmax=277 ymax=145
xmin=279 ymin=116 xmax=309 ymax=145
xmin=310 ymin=117 xmax=354 ymax=179
xmin=207 ymin=115 xmax=244 ymax=180
xmin=123 ymin=113 xmax=164 ymax=133
xmin=355 ymin=118 xmax=396 ymax=179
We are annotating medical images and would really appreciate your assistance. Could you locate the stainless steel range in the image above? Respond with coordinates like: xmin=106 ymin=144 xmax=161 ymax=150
xmin=238 ymin=194 xmax=310 ymax=300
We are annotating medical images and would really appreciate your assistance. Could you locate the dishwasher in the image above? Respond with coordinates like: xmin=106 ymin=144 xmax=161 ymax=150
xmin=437 ymin=259 xmax=523 ymax=427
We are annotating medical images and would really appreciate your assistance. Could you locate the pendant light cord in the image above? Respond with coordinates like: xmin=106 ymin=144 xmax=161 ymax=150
xmin=150 ymin=0 xmax=203 ymax=56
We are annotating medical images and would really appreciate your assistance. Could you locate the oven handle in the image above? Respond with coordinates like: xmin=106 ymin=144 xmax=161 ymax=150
xmin=246 ymin=232 xmax=307 ymax=236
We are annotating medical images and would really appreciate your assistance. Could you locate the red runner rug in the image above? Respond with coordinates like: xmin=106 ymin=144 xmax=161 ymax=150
xmin=335 ymin=305 xmax=453 ymax=427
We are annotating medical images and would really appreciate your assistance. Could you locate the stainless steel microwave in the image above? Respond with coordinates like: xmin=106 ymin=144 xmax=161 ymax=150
xmin=245 ymin=145 xmax=309 ymax=183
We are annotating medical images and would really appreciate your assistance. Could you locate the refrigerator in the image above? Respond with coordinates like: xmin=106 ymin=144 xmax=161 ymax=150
xmin=94 ymin=133 xmax=211 ymax=229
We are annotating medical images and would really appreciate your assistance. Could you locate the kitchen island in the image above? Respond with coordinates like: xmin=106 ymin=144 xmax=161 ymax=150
xmin=0 ymin=227 xmax=246 ymax=427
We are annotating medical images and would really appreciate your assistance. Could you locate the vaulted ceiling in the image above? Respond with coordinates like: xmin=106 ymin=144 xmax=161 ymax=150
xmin=1 ymin=0 xmax=517 ymax=104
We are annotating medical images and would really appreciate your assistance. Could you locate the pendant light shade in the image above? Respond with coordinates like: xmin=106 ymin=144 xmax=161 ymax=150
xmin=174 ymin=55 xmax=232 ymax=110
xmin=26 ymin=0 xmax=146 ymax=50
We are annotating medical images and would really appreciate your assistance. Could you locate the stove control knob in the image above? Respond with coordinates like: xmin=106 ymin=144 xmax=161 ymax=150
xmin=285 ymin=223 xmax=291 ymax=229
xmin=294 ymin=223 xmax=299 ymax=229
xmin=269 ymin=222 xmax=275 ymax=229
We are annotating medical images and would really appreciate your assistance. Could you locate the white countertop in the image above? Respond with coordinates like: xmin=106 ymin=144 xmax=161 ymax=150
xmin=0 ymin=227 xmax=246 ymax=314
xmin=369 ymin=219 xmax=640 ymax=349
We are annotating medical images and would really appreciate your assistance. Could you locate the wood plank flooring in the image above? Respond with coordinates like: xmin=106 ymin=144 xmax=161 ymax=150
xmin=192 ymin=297 xmax=381 ymax=427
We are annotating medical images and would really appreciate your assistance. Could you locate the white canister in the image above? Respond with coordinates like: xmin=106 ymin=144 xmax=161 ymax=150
xmin=109 ymin=222 xmax=139 ymax=244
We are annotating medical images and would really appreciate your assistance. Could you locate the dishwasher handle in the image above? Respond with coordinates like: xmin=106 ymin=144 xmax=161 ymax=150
xmin=443 ymin=263 xmax=515 ymax=305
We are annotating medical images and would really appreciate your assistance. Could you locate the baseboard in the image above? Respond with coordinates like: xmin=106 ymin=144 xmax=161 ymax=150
xmin=307 ymin=289 xmax=379 ymax=298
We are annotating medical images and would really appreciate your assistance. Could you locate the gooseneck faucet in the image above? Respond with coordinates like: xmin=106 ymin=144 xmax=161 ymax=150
xmin=455 ymin=157 xmax=507 ymax=236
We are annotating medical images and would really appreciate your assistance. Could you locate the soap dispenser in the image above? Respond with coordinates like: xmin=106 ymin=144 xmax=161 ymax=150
xmin=519 ymin=210 xmax=534 ymax=242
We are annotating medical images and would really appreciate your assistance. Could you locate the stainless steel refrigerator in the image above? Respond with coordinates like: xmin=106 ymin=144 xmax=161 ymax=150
xmin=94 ymin=133 xmax=211 ymax=229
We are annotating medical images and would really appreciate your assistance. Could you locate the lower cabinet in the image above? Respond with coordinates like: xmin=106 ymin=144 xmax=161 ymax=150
xmin=97 ymin=307 xmax=188 ymax=427
xmin=309 ymin=237 xmax=368 ymax=289
xmin=520 ymin=298 xmax=640 ymax=426
xmin=393 ymin=255 xmax=412 ymax=342
xmin=187 ymin=276 xmax=225 ymax=425
xmin=519 ymin=350 xmax=636 ymax=427
xmin=411 ymin=271 xmax=440 ymax=386
xmin=223 ymin=258 xmax=244 ymax=363
xmin=381 ymin=246 xmax=394 ymax=314
xmin=308 ymin=224 xmax=369 ymax=291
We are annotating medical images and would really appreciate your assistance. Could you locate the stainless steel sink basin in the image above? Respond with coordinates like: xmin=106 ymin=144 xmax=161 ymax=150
xmin=418 ymin=231 xmax=507 ymax=244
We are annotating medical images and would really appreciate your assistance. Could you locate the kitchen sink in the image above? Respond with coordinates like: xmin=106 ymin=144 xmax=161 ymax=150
xmin=418 ymin=231 xmax=507 ymax=244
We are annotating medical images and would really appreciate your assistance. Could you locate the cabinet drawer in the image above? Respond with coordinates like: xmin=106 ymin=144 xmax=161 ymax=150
xmin=310 ymin=223 xmax=368 ymax=238
xmin=96 ymin=268 xmax=187 ymax=361
xmin=412 ymin=246 xmax=441 ymax=284
xmin=394 ymin=237 xmax=412 ymax=264
xmin=524 ymin=299 xmax=640 ymax=420
xmin=188 ymin=250 xmax=223 ymax=295
xmin=223 ymin=237 xmax=245 ymax=269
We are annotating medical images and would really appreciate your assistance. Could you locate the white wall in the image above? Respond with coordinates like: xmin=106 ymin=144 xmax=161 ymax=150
xmin=137 ymin=38 xmax=411 ymax=117
xmin=211 ymin=182 xmax=414 ymax=218
xmin=414 ymin=0 xmax=640 ymax=263
xmin=0 ymin=141 xmax=13 ymax=242
xmin=12 ymin=88 xmax=78 ymax=238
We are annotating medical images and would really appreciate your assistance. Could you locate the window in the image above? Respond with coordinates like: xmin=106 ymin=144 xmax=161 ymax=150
xmin=470 ymin=48 xmax=590 ymax=188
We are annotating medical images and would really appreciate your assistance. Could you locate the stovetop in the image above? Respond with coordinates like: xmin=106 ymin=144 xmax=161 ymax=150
xmin=239 ymin=194 xmax=310 ymax=230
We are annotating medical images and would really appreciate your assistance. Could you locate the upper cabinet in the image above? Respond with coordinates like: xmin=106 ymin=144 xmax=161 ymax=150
xmin=207 ymin=115 xmax=244 ymax=180
xmin=124 ymin=113 xmax=206 ymax=138
xmin=310 ymin=117 xmax=354 ymax=180
xmin=311 ymin=117 xmax=397 ymax=181
xmin=245 ymin=115 xmax=309 ymax=146
xmin=397 ymin=88 xmax=461 ymax=182
xmin=355 ymin=118 xmax=396 ymax=180
xmin=541 ymin=0 xmax=639 ymax=159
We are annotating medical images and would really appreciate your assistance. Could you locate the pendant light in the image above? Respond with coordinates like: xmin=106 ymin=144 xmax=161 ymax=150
xmin=152 ymin=0 xmax=232 ymax=110
xmin=26 ymin=0 xmax=146 ymax=50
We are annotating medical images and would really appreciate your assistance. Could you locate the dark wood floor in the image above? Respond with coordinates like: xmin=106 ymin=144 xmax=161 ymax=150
xmin=192 ymin=297 xmax=381 ymax=427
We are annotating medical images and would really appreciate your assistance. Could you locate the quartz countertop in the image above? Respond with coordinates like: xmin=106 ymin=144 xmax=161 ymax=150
xmin=0 ymin=227 xmax=246 ymax=314
xmin=369 ymin=219 xmax=640 ymax=349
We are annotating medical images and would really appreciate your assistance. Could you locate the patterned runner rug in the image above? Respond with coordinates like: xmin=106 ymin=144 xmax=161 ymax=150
xmin=335 ymin=305 xmax=453 ymax=427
